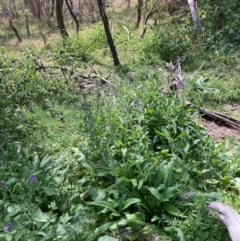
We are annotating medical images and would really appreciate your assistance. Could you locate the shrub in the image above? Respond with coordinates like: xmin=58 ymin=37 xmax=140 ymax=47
xmin=144 ymin=26 xmax=192 ymax=63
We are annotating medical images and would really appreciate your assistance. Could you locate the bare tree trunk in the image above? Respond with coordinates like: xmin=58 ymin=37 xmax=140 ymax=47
xmin=135 ymin=0 xmax=143 ymax=28
xmin=24 ymin=0 xmax=31 ymax=37
xmin=140 ymin=0 xmax=159 ymax=38
xmin=56 ymin=0 xmax=69 ymax=38
xmin=7 ymin=0 xmax=22 ymax=43
xmin=187 ymin=0 xmax=202 ymax=32
xmin=51 ymin=0 xmax=55 ymax=16
xmin=65 ymin=0 xmax=79 ymax=34
xmin=68 ymin=0 xmax=73 ymax=8
xmin=97 ymin=0 xmax=120 ymax=66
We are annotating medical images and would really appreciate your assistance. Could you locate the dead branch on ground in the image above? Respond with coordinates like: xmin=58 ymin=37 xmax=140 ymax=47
xmin=34 ymin=58 xmax=117 ymax=90
xmin=160 ymin=60 xmax=240 ymax=130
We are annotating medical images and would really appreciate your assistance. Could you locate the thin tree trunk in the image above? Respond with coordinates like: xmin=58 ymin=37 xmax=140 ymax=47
xmin=187 ymin=0 xmax=202 ymax=32
xmin=97 ymin=0 xmax=120 ymax=66
xmin=135 ymin=0 xmax=143 ymax=28
xmin=140 ymin=0 xmax=159 ymax=38
xmin=7 ymin=0 xmax=22 ymax=43
xmin=65 ymin=0 xmax=79 ymax=34
xmin=56 ymin=0 xmax=69 ymax=38
xmin=51 ymin=0 xmax=54 ymax=16
xmin=24 ymin=0 xmax=31 ymax=37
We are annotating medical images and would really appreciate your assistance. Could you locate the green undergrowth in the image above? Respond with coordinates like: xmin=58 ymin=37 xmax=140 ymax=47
xmin=1 ymin=7 xmax=240 ymax=240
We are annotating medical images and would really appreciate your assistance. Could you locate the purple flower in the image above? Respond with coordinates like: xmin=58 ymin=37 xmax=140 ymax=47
xmin=0 ymin=181 xmax=4 ymax=186
xmin=30 ymin=175 xmax=37 ymax=182
xmin=4 ymin=223 xmax=12 ymax=232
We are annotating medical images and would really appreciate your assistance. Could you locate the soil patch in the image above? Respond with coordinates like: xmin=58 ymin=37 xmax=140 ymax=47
xmin=201 ymin=104 xmax=240 ymax=140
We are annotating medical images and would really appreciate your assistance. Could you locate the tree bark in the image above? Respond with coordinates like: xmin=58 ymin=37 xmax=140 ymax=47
xmin=97 ymin=0 xmax=120 ymax=66
xmin=135 ymin=0 xmax=143 ymax=28
xmin=51 ymin=0 xmax=55 ymax=16
xmin=187 ymin=0 xmax=202 ymax=32
xmin=24 ymin=0 xmax=31 ymax=37
xmin=208 ymin=202 xmax=240 ymax=241
xmin=56 ymin=0 xmax=69 ymax=38
xmin=140 ymin=0 xmax=159 ymax=38
xmin=7 ymin=0 xmax=22 ymax=43
xmin=65 ymin=0 xmax=79 ymax=34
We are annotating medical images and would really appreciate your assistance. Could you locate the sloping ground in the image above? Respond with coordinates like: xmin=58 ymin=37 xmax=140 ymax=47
xmin=202 ymin=118 xmax=240 ymax=140
xmin=201 ymin=104 xmax=240 ymax=140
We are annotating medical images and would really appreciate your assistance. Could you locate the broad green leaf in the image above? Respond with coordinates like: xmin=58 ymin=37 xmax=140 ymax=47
xmin=98 ymin=236 xmax=119 ymax=241
xmin=15 ymin=231 xmax=24 ymax=241
xmin=89 ymin=201 xmax=118 ymax=214
xmin=60 ymin=212 xmax=72 ymax=224
xmin=162 ymin=203 xmax=184 ymax=217
xmin=151 ymin=215 xmax=161 ymax=222
xmin=125 ymin=212 xmax=146 ymax=228
xmin=43 ymin=187 xmax=57 ymax=196
xmin=138 ymin=178 xmax=144 ymax=189
xmin=164 ymin=226 xmax=185 ymax=241
xmin=131 ymin=178 xmax=137 ymax=187
xmin=109 ymin=219 xmax=127 ymax=230
xmin=122 ymin=198 xmax=141 ymax=210
xmin=87 ymin=222 xmax=115 ymax=241
xmin=117 ymin=194 xmax=126 ymax=211
xmin=148 ymin=187 xmax=162 ymax=200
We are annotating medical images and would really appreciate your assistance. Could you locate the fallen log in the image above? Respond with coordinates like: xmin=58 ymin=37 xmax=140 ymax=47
xmin=200 ymin=108 xmax=240 ymax=130
xmin=208 ymin=202 xmax=240 ymax=241
xmin=181 ymin=191 xmax=240 ymax=241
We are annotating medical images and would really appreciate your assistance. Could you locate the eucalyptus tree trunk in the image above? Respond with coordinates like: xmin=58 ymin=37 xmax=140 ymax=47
xmin=187 ymin=0 xmax=202 ymax=32
xmin=135 ymin=0 xmax=143 ymax=28
xmin=65 ymin=0 xmax=79 ymax=34
xmin=56 ymin=0 xmax=69 ymax=38
xmin=97 ymin=0 xmax=120 ymax=66
xmin=24 ymin=0 xmax=31 ymax=37
xmin=7 ymin=0 xmax=22 ymax=43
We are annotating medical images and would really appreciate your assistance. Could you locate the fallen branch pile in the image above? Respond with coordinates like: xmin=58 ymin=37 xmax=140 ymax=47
xmin=34 ymin=58 xmax=117 ymax=91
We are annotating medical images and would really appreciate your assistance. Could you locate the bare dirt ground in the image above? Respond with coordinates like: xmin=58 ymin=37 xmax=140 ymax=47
xmin=201 ymin=104 xmax=240 ymax=140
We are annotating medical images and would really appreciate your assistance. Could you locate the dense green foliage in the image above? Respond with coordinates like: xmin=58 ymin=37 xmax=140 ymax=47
xmin=1 ymin=0 xmax=240 ymax=240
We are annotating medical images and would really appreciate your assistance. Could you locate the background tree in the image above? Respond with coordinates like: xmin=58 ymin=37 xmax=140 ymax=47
xmin=65 ymin=0 xmax=79 ymax=34
xmin=187 ymin=0 xmax=202 ymax=32
xmin=97 ymin=0 xmax=120 ymax=66
xmin=56 ymin=0 xmax=69 ymax=38
xmin=135 ymin=0 xmax=143 ymax=28
xmin=7 ymin=0 xmax=22 ymax=43
xmin=24 ymin=0 xmax=31 ymax=37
